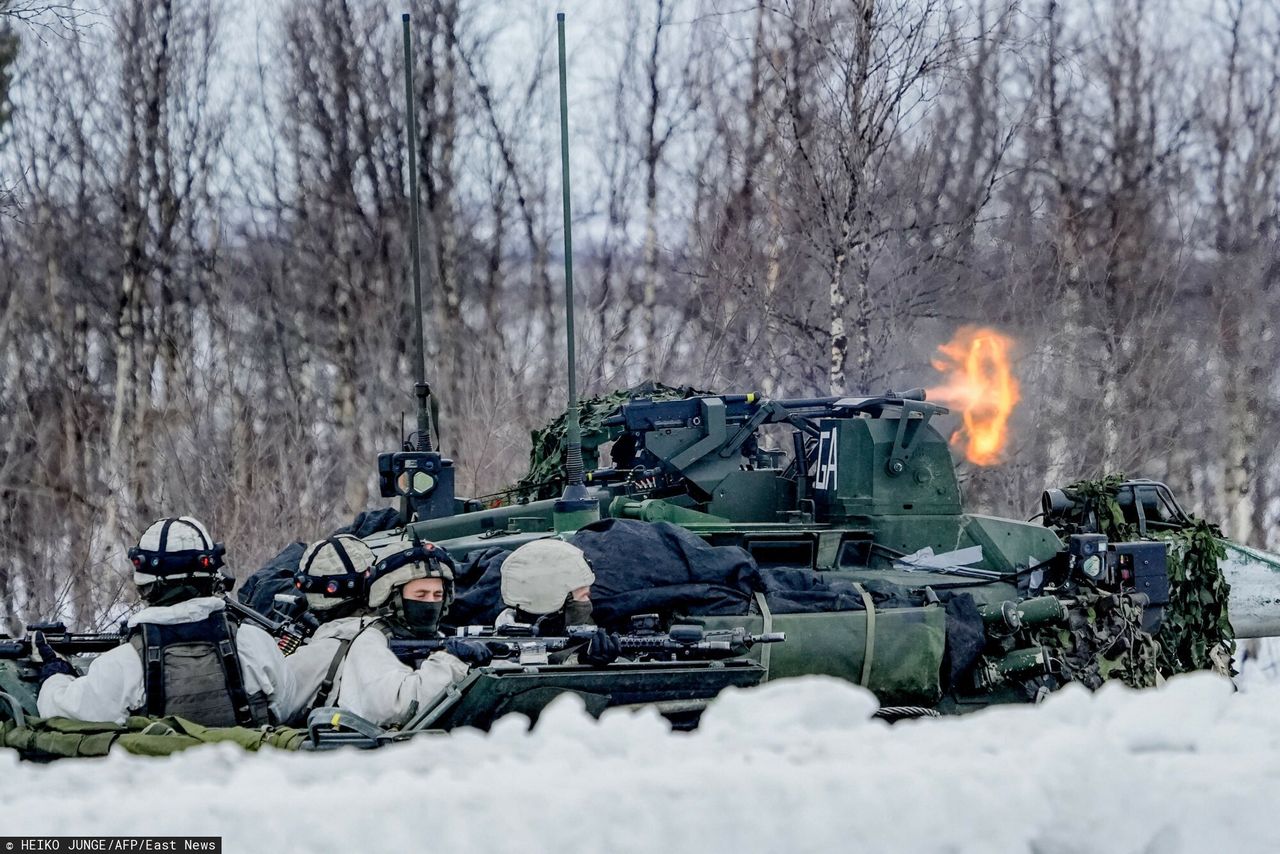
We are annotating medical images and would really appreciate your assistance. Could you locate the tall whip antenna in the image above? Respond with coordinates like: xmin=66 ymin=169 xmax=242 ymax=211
xmin=402 ymin=12 xmax=433 ymax=452
xmin=554 ymin=12 xmax=598 ymax=525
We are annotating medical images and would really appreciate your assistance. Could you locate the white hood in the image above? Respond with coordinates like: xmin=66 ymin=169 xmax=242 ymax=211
xmin=127 ymin=596 xmax=227 ymax=629
xmin=310 ymin=615 xmax=376 ymax=643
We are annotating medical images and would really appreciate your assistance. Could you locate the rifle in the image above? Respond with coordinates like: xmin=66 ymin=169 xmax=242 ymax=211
xmin=222 ymin=595 xmax=319 ymax=656
xmin=389 ymin=623 xmax=785 ymax=665
xmin=0 ymin=621 xmax=127 ymax=661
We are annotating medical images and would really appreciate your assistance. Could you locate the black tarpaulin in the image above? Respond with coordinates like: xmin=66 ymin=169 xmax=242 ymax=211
xmin=236 ymin=541 xmax=306 ymax=615
xmin=236 ymin=508 xmax=402 ymax=615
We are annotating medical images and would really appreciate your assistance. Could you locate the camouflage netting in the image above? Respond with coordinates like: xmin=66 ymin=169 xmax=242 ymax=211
xmin=1045 ymin=474 xmax=1234 ymax=684
xmin=1032 ymin=591 xmax=1160 ymax=691
xmin=508 ymin=381 xmax=713 ymax=503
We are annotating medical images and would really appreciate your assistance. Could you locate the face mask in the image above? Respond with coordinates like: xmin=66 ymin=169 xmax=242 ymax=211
xmin=398 ymin=596 xmax=445 ymax=638
xmin=564 ymin=597 xmax=594 ymax=627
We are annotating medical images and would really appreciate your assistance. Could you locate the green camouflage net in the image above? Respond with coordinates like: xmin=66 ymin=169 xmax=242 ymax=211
xmin=1049 ymin=474 xmax=1234 ymax=679
xmin=507 ymin=382 xmax=713 ymax=503
xmin=1033 ymin=591 xmax=1160 ymax=690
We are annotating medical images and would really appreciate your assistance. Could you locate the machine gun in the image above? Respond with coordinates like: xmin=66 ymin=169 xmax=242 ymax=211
xmin=222 ymin=595 xmax=319 ymax=656
xmin=592 ymin=389 xmax=954 ymax=525
xmin=0 ymin=621 xmax=127 ymax=661
xmin=390 ymin=623 xmax=785 ymax=665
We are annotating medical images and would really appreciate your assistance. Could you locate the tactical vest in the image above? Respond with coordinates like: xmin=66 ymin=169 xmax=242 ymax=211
xmin=128 ymin=611 xmax=271 ymax=727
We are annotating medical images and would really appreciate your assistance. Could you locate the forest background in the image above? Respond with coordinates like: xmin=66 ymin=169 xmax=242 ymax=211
xmin=1 ymin=0 xmax=1277 ymax=632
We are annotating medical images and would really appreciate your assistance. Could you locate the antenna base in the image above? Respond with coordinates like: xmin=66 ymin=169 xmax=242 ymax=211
xmin=554 ymin=483 xmax=600 ymax=532
xmin=414 ymin=382 xmax=434 ymax=452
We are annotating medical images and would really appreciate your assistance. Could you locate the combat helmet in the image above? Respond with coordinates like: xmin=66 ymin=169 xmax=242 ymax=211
xmin=365 ymin=540 xmax=455 ymax=637
xmin=293 ymin=534 xmax=376 ymax=618
xmin=500 ymin=539 xmax=595 ymax=615
xmin=128 ymin=516 xmax=229 ymax=605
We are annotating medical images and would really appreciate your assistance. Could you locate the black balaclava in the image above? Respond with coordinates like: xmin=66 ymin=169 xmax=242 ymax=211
xmin=515 ymin=594 xmax=593 ymax=637
xmin=563 ymin=596 xmax=594 ymax=628
xmin=141 ymin=576 xmax=222 ymax=607
xmin=389 ymin=591 xmax=445 ymax=639
xmin=319 ymin=597 xmax=363 ymax=622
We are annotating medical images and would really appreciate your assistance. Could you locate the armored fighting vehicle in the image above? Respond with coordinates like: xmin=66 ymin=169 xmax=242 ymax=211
xmin=353 ymin=388 xmax=1192 ymax=724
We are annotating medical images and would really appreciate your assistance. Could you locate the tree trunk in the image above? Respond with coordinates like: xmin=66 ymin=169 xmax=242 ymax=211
xmin=828 ymin=248 xmax=848 ymax=394
xmin=1221 ymin=304 xmax=1259 ymax=543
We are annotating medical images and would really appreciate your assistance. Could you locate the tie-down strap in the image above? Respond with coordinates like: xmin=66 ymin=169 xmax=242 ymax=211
xmin=851 ymin=583 xmax=876 ymax=687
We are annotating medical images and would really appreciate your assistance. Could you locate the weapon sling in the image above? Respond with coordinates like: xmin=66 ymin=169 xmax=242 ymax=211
xmin=315 ymin=639 xmax=353 ymax=709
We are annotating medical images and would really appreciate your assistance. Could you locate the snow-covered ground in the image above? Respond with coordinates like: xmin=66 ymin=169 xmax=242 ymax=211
xmin=1236 ymin=636 xmax=1280 ymax=689
xmin=4 ymin=673 xmax=1279 ymax=854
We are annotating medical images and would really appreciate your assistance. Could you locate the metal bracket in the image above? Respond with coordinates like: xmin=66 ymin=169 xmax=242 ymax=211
xmin=721 ymin=400 xmax=788 ymax=458
xmin=306 ymin=706 xmax=390 ymax=748
xmin=753 ymin=592 xmax=773 ymax=679
xmin=667 ymin=398 xmax=728 ymax=471
xmin=886 ymin=400 xmax=936 ymax=477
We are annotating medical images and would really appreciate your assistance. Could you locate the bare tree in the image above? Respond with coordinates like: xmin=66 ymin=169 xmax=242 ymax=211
xmin=770 ymin=0 xmax=963 ymax=394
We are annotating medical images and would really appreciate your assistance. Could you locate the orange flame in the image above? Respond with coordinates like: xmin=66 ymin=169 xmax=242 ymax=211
xmin=926 ymin=327 xmax=1020 ymax=466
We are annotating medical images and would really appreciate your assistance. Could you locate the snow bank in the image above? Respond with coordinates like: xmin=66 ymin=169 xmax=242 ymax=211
xmin=4 ymin=673 xmax=1279 ymax=854
xmin=1236 ymin=637 xmax=1280 ymax=690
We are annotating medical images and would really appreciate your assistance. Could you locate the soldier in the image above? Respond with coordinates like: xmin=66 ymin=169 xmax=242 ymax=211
xmin=35 ymin=516 xmax=301 ymax=727
xmin=496 ymin=538 xmax=622 ymax=666
xmin=334 ymin=540 xmax=491 ymax=728
xmin=284 ymin=534 xmax=378 ymax=719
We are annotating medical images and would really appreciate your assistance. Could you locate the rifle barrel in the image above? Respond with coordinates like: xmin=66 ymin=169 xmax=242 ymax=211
xmin=0 ymin=635 xmax=126 ymax=659
xmin=389 ymin=626 xmax=784 ymax=664
xmin=222 ymin=597 xmax=282 ymax=634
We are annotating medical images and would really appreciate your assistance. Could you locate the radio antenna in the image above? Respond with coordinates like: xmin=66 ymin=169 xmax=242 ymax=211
xmin=402 ymin=12 xmax=433 ymax=452
xmin=553 ymin=12 xmax=598 ymax=528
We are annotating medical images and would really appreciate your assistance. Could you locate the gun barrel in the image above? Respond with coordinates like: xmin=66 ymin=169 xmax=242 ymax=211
xmin=585 ymin=466 xmax=662 ymax=484
xmin=391 ymin=625 xmax=785 ymax=664
xmin=0 ymin=635 xmax=125 ymax=659
xmin=223 ymin=597 xmax=282 ymax=634
xmin=771 ymin=396 xmax=844 ymax=410
xmin=692 ymin=641 xmax=734 ymax=652
xmin=389 ymin=640 xmax=443 ymax=659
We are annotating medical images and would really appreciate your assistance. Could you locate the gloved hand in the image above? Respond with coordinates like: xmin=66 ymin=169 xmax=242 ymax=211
xmin=31 ymin=631 xmax=77 ymax=684
xmin=443 ymin=638 xmax=493 ymax=667
xmin=581 ymin=628 xmax=622 ymax=667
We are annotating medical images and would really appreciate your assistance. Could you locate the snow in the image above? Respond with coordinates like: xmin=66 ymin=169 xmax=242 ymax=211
xmin=4 ymin=673 xmax=1280 ymax=853
xmin=1236 ymin=636 xmax=1280 ymax=690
